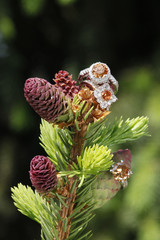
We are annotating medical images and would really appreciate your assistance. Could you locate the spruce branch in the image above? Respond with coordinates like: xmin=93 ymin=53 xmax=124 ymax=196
xmin=55 ymin=177 xmax=78 ymax=240
xmin=11 ymin=184 xmax=58 ymax=239
xmin=12 ymin=62 xmax=149 ymax=240
xmin=68 ymin=176 xmax=96 ymax=240
xmin=39 ymin=119 xmax=73 ymax=170
xmin=84 ymin=116 xmax=149 ymax=148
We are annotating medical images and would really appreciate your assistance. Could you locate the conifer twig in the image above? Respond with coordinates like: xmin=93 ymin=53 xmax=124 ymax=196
xmin=11 ymin=62 xmax=149 ymax=240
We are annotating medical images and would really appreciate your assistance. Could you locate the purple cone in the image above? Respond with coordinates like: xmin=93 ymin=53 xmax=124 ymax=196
xmin=111 ymin=149 xmax=132 ymax=185
xmin=24 ymin=77 xmax=72 ymax=123
xmin=112 ymin=149 xmax=132 ymax=168
xmin=29 ymin=155 xmax=57 ymax=193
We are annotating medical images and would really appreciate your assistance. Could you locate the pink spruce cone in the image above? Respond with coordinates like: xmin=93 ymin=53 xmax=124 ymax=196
xmin=112 ymin=149 xmax=132 ymax=169
xmin=29 ymin=155 xmax=57 ymax=193
xmin=24 ymin=77 xmax=73 ymax=123
xmin=110 ymin=149 xmax=132 ymax=186
xmin=53 ymin=70 xmax=80 ymax=99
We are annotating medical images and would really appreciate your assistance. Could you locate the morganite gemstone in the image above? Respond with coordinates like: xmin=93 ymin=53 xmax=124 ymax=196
xmin=92 ymin=63 xmax=109 ymax=78
xmin=101 ymin=90 xmax=111 ymax=101
xmin=78 ymin=87 xmax=93 ymax=100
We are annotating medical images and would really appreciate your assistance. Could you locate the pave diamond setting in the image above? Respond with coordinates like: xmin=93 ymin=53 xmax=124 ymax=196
xmin=94 ymin=84 xmax=117 ymax=109
xmin=89 ymin=62 xmax=110 ymax=84
xmin=78 ymin=62 xmax=119 ymax=110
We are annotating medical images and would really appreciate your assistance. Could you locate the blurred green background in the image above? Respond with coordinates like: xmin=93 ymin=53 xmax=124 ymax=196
xmin=0 ymin=0 xmax=160 ymax=239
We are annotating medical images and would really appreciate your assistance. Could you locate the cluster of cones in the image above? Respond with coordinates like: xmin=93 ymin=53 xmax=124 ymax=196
xmin=24 ymin=63 xmax=132 ymax=194
xmin=24 ymin=63 xmax=118 ymax=126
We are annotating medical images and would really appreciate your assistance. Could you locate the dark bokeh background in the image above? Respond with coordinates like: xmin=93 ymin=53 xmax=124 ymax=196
xmin=0 ymin=0 xmax=160 ymax=239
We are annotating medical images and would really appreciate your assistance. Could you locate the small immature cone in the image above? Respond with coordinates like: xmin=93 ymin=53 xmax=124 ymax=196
xmin=112 ymin=149 xmax=132 ymax=168
xmin=54 ymin=70 xmax=80 ymax=99
xmin=85 ymin=149 xmax=132 ymax=208
xmin=84 ymin=172 xmax=121 ymax=209
xmin=24 ymin=77 xmax=74 ymax=124
xmin=29 ymin=155 xmax=57 ymax=193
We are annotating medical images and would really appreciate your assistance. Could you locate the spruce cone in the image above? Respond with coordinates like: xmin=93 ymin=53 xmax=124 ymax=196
xmin=110 ymin=149 xmax=132 ymax=186
xmin=83 ymin=172 xmax=121 ymax=209
xmin=112 ymin=149 xmax=132 ymax=168
xmin=29 ymin=155 xmax=57 ymax=193
xmin=24 ymin=77 xmax=74 ymax=123
xmin=54 ymin=70 xmax=80 ymax=99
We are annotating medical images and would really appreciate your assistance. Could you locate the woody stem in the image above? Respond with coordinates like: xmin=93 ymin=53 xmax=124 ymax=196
xmin=57 ymin=178 xmax=77 ymax=240
xmin=56 ymin=124 xmax=87 ymax=240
